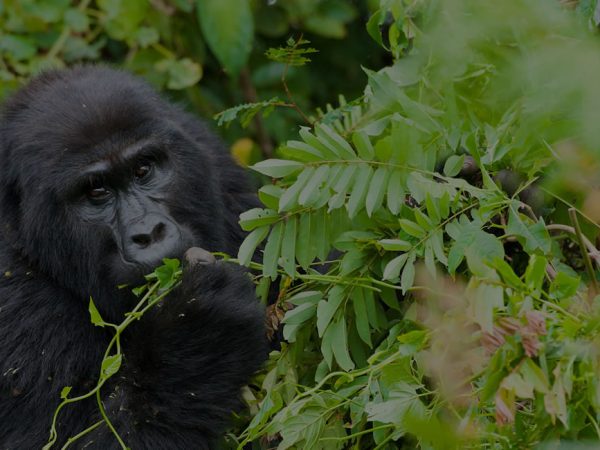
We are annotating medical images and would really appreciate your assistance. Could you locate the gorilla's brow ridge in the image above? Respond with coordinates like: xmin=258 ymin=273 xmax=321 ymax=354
xmin=64 ymin=142 xmax=166 ymax=197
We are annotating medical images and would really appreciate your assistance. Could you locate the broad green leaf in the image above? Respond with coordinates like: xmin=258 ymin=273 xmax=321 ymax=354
xmin=288 ymin=291 xmax=322 ymax=306
xmin=282 ymin=303 xmax=316 ymax=325
xmin=298 ymin=165 xmax=329 ymax=206
xmin=425 ymin=193 xmax=441 ymax=224
xmin=525 ymin=254 xmax=547 ymax=291
xmin=443 ymin=154 xmax=465 ymax=177
xmin=299 ymin=127 xmax=339 ymax=159
xmin=315 ymin=123 xmax=356 ymax=160
xmin=279 ymin=167 xmax=315 ymax=211
xmin=401 ymin=252 xmax=417 ymax=293
xmin=101 ymin=354 xmax=122 ymax=378
xmin=507 ymin=209 xmax=552 ymax=254
xmin=238 ymin=226 xmax=269 ymax=266
xmin=239 ymin=208 xmax=279 ymax=231
xmin=387 ymin=170 xmax=405 ymax=215
xmin=352 ymin=130 xmax=375 ymax=159
xmin=378 ymin=239 xmax=412 ymax=251
xmin=88 ymin=297 xmax=105 ymax=327
xmin=258 ymin=185 xmax=282 ymax=210
xmin=491 ymin=257 xmax=525 ymax=289
xmin=327 ymin=317 xmax=355 ymax=371
xmin=549 ymin=272 xmax=580 ymax=300
xmin=262 ymin=222 xmax=283 ymax=279
xmin=284 ymin=140 xmax=323 ymax=161
xmin=347 ymin=164 xmax=373 ymax=218
xmin=295 ymin=212 xmax=313 ymax=269
xmin=60 ymin=386 xmax=72 ymax=399
xmin=329 ymin=165 xmax=357 ymax=210
xmin=399 ymin=219 xmax=426 ymax=238
xmin=281 ymin=216 xmax=297 ymax=276
xmin=252 ymin=159 xmax=304 ymax=178
xmin=366 ymin=167 xmax=389 ymax=216
xmin=64 ymin=8 xmax=89 ymax=32
xmin=196 ymin=0 xmax=253 ymax=76
xmin=383 ymin=252 xmax=410 ymax=280
xmin=519 ymin=359 xmax=550 ymax=394
xmin=352 ymin=288 xmax=373 ymax=348
xmin=317 ymin=286 xmax=344 ymax=337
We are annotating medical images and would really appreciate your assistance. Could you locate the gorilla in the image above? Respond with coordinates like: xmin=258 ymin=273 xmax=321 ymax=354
xmin=0 ymin=66 xmax=267 ymax=449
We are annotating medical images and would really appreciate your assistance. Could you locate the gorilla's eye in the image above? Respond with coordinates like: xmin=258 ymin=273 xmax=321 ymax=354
xmin=134 ymin=161 xmax=153 ymax=180
xmin=87 ymin=178 xmax=110 ymax=201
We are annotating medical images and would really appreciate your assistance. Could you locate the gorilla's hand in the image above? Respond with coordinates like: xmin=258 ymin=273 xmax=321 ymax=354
xmin=94 ymin=255 xmax=266 ymax=449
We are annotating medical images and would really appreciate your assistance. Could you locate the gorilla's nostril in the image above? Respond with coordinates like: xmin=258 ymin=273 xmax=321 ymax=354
xmin=152 ymin=222 xmax=166 ymax=241
xmin=132 ymin=233 xmax=152 ymax=248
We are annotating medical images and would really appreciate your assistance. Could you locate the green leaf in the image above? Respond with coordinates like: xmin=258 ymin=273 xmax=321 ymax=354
xmin=258 ymin=185 xmax=282 ymax=210
xmin=347 ymin=165 xmax=373 ymax=218
xmin=549 ymin=271 xmax=580 ymax=300
xmin=156 ymin=58 xmax=202 ymax=90
xmin=326 ymin=317 xmax=355 ymax=371
xmin=352 ymin=288 xmax=373 ymax=348
xmin=519 ymin=359 xmax=550 ymax=394
xmin=314 ymin=123 xmax=356 ymax=160
xmin=525 ymin=255 xmax=547 ymax=291
xmin=280 ymin=167 xmax=315 ymax=211
xmin=252 ymin=159 xmax=304 ymax=178
xmin=378 ymin=239 xmax=412 ymax=251
xmin=352 ymin=131 xmax=375 ymax=159
xmin=386 ymin=170 xmax=405 ymax=215
xmin=282 ymin=303 xmax=316 ymax=325
xmin=399 ymin=219 xmax=426 ymax=238
xmin=239 ymin=208 xmax=279 ymax=231
xmin=238 ymin=226 xmax=270 ymax=266
xmin=295 ymin=212 xmax=313 ymax=269
xmin=507 ymin=209 xmax=552 ymax=254
xmin=88 ymin=297 xmax=105 ymax=327
xmin=101 ymin=354 xmax=122 ymax=378
xmin=263 ymin=222 xmax=283 ymax=279
xmin=0 ymin=35 xmax=37 ymax=61
xmin=64 ymin=8 xmax=89 ymax=32
xmin=443 ymin=154 xmax=465 ymax=177
xmin=196 ymin=0 xmax=253 ymax=76
xmin=491 ymin=257 xmax=525 ymax=289
xmin=281 ymin=216 xmax=297 ymax=276
xmin=60 ymin=386 xmax=72 ymax=399
xmin=329 ymin=165 xmax=357 ymax=210
xmin=366 ymin=167 xmax=389 ymax=216
xmin=400 ymin=252 xmax=416 ymax=293
xmin=317 ymin=286 xmax=344 ymax=337
xmin=298 ymin=165 xmax=329 ymax=206
xmin=383 ymin=252 xmax=410 ymax=280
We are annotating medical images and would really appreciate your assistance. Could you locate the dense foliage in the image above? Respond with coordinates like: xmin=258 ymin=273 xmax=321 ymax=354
xmin=4 ymin=0 xmax=600 ymax=449
xmin=0 ymin=0 xmax=385 ymax=152
xmin=222 ymin=1 xmax=600 ymax=448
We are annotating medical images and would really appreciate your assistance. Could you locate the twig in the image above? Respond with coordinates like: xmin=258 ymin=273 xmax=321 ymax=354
xmin=281 ymin=35 xmax=313 ymax=125
xmin=568 ymin=208 xmax=599 ymax=295
xmin=546 ymin=223 xmax=600 ymax=267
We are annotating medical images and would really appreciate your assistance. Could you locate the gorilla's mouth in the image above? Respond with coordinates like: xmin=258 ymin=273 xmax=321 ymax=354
xmin=110 ymin=229 xmax=194 ymax=288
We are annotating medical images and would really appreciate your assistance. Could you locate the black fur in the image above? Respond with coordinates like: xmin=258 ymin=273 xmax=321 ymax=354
xmin=0 ymin=66 xmax=267 ymax=449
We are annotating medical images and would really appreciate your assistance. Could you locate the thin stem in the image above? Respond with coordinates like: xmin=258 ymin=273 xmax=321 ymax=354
xmin=61 ymin=420 xmax=104 ymax=449
xmin=568 ymin=208 xmax=599 ymax=295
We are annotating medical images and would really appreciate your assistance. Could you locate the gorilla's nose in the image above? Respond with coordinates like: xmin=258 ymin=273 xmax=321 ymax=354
xmin=131 ymin=222 xmax=166 ymax=248
xmin=125 ymin=215 xmax=181 ymax=264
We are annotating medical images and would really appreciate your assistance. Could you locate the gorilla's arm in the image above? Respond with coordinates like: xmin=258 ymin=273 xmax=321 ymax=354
xmin=0 ymin=258 xmax=265 ymax=449
xmin=85 ymin=261 xmax=267 ymax=449
xmin=0 ymin=265 xmax=106 ymax=448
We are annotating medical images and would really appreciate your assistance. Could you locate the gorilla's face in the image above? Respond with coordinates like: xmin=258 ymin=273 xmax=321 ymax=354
xmin=68 ymin=138 xmax=194 ymax=285
xmin=0 ymin=67 xmax=229 ymax=316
